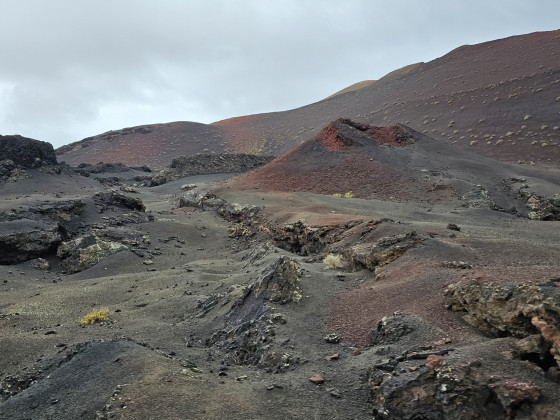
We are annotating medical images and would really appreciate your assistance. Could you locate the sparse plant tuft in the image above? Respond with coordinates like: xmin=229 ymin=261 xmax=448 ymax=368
xmin=324 ymin=254 xmax=343 ymax=269
xmin=332 ymin=191 xmax=354 ymax=199
xmin=80 ymin=307 xmax=110 ymax=325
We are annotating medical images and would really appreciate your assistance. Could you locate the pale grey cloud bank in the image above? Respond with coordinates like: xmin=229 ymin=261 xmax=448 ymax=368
xmin=1 ymin=0 xmax=559 ymax=148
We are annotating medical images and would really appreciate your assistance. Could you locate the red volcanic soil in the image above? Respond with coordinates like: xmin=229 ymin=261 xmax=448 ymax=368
xmin=221 ymin=119 xmax=440 ymax=201
xmin=316 ymin=119 xmax=414 ymax=151
xmin=330 ymin=257 xmax=560 ymax=347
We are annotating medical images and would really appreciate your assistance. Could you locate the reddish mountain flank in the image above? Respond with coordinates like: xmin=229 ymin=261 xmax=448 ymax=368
xmin=57 ymin=29 xmax=560 ymax=168
xmin=56 ymin=122 xmax=224 ymax=170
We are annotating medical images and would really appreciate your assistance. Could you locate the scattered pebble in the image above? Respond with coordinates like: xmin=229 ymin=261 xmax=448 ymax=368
xmin=324 ymin=333 xmax=340 ymax=344
xmin=309 ymin=374 xmax=325 ymax=385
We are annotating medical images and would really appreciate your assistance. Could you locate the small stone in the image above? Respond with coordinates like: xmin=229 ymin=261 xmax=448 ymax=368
xmin=330 ymin=390 xmax=341 ymax=399
xmin=324 ymin=333 xmax=340 ymax=344
xmin=181 ymin=184 xmax=197 ymax=191
xmin=309 ymin=374 xmax=325 ymax=384
xmin=425 ymin=354 xmax=444 ymax=369
xmin=447 ymin=223 xmax=461 ymax=231
xmin=33 ymin=258 xmax=50 ymax=271
xmin=489 ymin=380 xmax=540 ymax=408
xmin=433 ymin=337 xmax=452 ymax=346
xmin=270 ymin=313 xmax=287 ymax=324
xmin=325 ymin=353 xmax=339 ymax=361
xmin=142 ymin=260 xmax=154 ymax=265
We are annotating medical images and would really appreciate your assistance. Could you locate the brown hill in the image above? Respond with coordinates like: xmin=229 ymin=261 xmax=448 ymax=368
xmin=57 ymin=29 xmax=560 ymax=168
xmin=56 ymin=121 xmax=224 ymax=170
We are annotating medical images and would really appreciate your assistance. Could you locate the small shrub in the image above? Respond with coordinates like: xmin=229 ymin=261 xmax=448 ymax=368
xmin=333 ymin=192 xmax=353 ymax=199
xmin=506 ymin=132 xmax=513 ymax=136
xmin=495 ymin=139 xmax=504 ymax=145
xmin=80 ymin=307 xmax=110 ymax=325
xmin=470 ymin=140 xmax=478 ymax=146
xmin=524 ymin=115 xmax=531 ymax=120
xmin=324 ymin=254 xmax=343 ymax=269
xmin=541 ymin=142 xmax=548 ymax=147
xmin=541 ymin=125 xmax=548 ymax=130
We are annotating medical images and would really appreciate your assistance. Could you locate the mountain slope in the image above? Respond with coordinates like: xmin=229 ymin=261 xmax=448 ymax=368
xmin=216 ymin=29 xmax=560 ymax=164
xmin=57 ymin=29 xmax=560 ymax=168
xmin=56 ymin=121 xmax=224 ymax=170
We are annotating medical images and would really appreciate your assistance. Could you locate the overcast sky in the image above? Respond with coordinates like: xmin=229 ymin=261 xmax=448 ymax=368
xmin=1 ymin=1 xmax=559 ymax=148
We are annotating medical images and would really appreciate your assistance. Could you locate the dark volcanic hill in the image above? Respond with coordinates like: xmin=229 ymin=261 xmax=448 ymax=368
xmin=57 ymin=29 xmax=560 ymax=169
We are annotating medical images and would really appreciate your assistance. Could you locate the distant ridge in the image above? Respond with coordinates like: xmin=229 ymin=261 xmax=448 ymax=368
xmin=323 ymin=80 xmax=376 ymax=100
xmin=57 ymin=29 xmax=560 ymax=168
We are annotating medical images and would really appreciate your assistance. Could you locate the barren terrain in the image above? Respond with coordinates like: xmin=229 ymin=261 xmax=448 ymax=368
xmin=2 ymin=28 xmax=560 ymax=419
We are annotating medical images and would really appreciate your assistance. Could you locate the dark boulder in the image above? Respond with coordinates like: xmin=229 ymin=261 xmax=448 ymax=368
xmin=0 ymin=218 xmax=62 ymax=264
xmin=93 ymin=191 xmax=145 ymax=212
xmin=0 ymin=135 xmax=57 ymax=168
